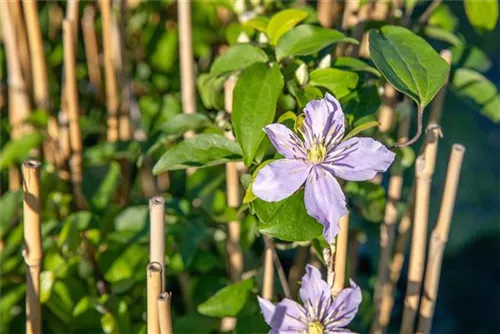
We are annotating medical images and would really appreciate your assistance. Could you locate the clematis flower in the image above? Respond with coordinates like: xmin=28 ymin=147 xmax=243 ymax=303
xmin=258 ymin=264 xmax=362 ymax=334
xmin=252 ymin=93 xmax=395 ymax=242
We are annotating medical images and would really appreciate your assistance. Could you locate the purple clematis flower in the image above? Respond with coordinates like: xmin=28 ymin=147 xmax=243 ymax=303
xmin=252 ymin=93 xmax=395 ymax=242
xmin=258 ymin=264 xmax=362 ymax=334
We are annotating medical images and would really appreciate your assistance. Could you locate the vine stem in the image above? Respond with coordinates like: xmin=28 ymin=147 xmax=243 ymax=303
xmin=393 ymin=104 xmax=424 ymax=148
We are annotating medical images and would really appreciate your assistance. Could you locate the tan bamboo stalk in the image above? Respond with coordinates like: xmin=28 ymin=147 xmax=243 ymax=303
xmin=178 ymin=0 xmax=197 ymax=121
xmin=22 ymin=159 xmax=42 ymax=334
xmin=9 ymin=0 xmax=32 ymax=96
xmin=317 ymin=0 xmax=334 ymax=28
xmin=288 ymin=246 xmax=309 ymax=300
xmin=371 ymin=113 xmax=410 ymax=333
xmin=150 ymin=197 xmax=166 ymax=286
xmin=332 ymin=214 xmax=349 ymax=296
xmin=417 ymin=144 xmax=465 ymax=334
xmin=100 ymin=0 xmax=119 ymax=142
xmin=336 ymin=0 xmax=360 ymax=57
xmin=3 ymin=2 xmax=32 ymax=191
xmin=378 ymin=83 xmax=398 ymax=133
xmin=63 ymin=20 xmax=87 ymax=210
xmin=428 ymin=50 xmax=452 ymax=125
xmin=147 ymin=262 xmax=163 ymax=334
xmin=262 ymin=236 xmax=274 ymax=300
xmin=157 ymin=292 xmax=173 ymax=334
xmin=400 ymin=125 xmax=442 ymax=334
xmin=66 ymin=0 xmax=80 ymax=38
xmin=82 ymin=5 xmax=103 ymax=101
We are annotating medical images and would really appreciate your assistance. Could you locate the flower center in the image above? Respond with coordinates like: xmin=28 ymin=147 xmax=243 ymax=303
xmin=308 ymin=144 xmax=327 ymax=164
xmin=308 ymin=321 xmax=324 ymax=334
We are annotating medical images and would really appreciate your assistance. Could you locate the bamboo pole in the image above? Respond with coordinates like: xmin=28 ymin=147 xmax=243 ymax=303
xmin=332 ymin=214 xmax=349 ymax=297
xmin=63 ymin=20 xmax=87 ymax=210
xmin=288 ymin=246 xmax=309 ymax=300
xmin=150 ymin=197 xmax=166 ymax=286
xmin=82 ymin=5 xmax=103 ymax=101
xmin=262 ymin=236 xmax=274 ymax=300
xmin=371 ymin=113 xmax=410 ymax=333
xmin=157 ymin=292 xmax=173 ymax=334
xmin=317 ymin=0 xmax=334 ymax=28
xmin=3 ymin=2 xmax=32 ymax=191
xmin=100 ymin=0 xmax=119 ymax=142
xmin=336 ymin=0 xmax=360 ymax=57
xmin=22 ymin=159 xmax=42 ymax=334
xmin=147 ymin=262 xmax=163 ymax=334
xmin=417 ymin=144 xmax=465 ymax=334
xmin=9 ymin=0 xmax=32 ymax=96
xmin=428 ymin=50 xmax=452 ymax=126
xmin=378 ymin=83 xmax=398 ymax=133
xmin=400 ymin=125 xmax=442 ymax=334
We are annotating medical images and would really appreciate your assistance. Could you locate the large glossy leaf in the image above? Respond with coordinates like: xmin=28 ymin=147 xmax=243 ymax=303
xmin=153 ymin=134 xmax=242 ymax=173
xmin=197 ymin=279 xmax=254 ymax=317
xmin=276 ymin=25 xmax=357 ymax=61
xmin=232 ymin=63 xmax=284 ymax=166
xmin=369 ymin=25 xmax=449 ymax=107
xmin=267 ymin=9 xmax=308 ymax=45
xmin=309 ymin=68 xmax=359 ymax=99
xmin=464 ymin=0 xmax=498 ymax=31
xmin=253 ymin=190 xmax=323 ymax=241
xmin=210 ymin=44 xmax=269 ymax=76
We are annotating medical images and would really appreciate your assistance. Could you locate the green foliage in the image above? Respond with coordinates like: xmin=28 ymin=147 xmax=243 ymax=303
xmin=309 ymin=68 xmax=359 ymax=99
xmin=0 ymin=132 xmax=44 ymax=170
xmin=210 ymin=44 xmax=269 ymax=76
xmin=197 ymin=279 xmax=254 ymax=317
xmin=464 ymin=0 xmax=499 ymax=32
xmin=267 ymin=9 xmax=308 ymax=45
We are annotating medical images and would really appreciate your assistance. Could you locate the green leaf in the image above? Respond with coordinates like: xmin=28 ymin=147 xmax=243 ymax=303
xmin=332 ymin=57 xmax=381 ymax=77
xmin=369 ymin=26 xmax=449 ymax=107
xmin=464 ymin=0 xmax=498 ymax=31
xmin=423 ymin=26 xmax=462 ymax=46
xmin=253 ymin=190 xmax=323 ymax=241
xmin=157 ymin=113 xmax=210 ymax=136
xmin=40 ymin=271 xmax=55 ymax=303
xmin=83 ymin=163 xmax=121 ymax=211
xmin=451 ymin=44 xmax=492 ymax=73
xmin=210 ymin=44 xmax=269 ymax=76
xmin=341 ymin=85 xmax=381 ymax=126
xmin=244 ymin=17 xmax=269 ymax=33
xmin=232 ymin=63 xmax=284 ymax=166
xmin=482 ymin=95 xmax=500 ymax=123
xmin=101 ymin=313 xmax=118 ymax=334
xmin=0 ymin=191 xmax=22 ymax=239
xmin=342 ymin=121 xmax=380 ymax=142
xmin=267 ymin=9 xmax=308 ymax=45
xmin=197 ymin=279 xmax=254 ymax=317
xmin=309 ymin=68 xmax=359 ymax=99
xmin=428 ymin=4 xmax=458 ymax=31
xmin=0 ymin=132 xmax=43 ymax=170
xmin=114 ymin=205 xmax=149 ymax=233
xmin=153 ymin=134 xmax=242 ymax=173
xmin=276 ymin=25 xmax=357 ymax=61
xmin=197 ymin=73 xmax=226 ymax=110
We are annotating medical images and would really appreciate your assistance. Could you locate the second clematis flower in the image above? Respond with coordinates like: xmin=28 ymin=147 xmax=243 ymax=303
xmin=252 ymin=93 xmax=395 ymax=242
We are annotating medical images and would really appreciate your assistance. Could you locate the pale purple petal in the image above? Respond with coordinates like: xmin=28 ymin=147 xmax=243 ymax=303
xmin=253 ymin=159 xmax=312 ymax=202
xmin=324 ymin=137 xmax=395 ymax=181
xmin=304 ymin=166 xmax=348 ymax=243
xmin=264 ymin=124 xmax=307 ymax=159
xmin=299 ymin=265 xmax=331 ymax=306
xmin=261 ymin=298 xmax=307 ymax=332
xmin=258 ymin=296 xmax=276 ymax=326
xmin=326 ymin=280 xmax=362 ymax=329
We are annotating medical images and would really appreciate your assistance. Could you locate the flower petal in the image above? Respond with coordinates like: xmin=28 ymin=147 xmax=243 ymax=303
xmin=269 ymin=298 xmax=308 ymax=332
xmin=264 ymin=124 xmax=307 ymax=159
xmin=304 ymin=166 xmax=348 ymax=242
xmin=253 ymin=159 xmax=312 ymax=202
xmin=299 ymin=265 xmax=331 ymax=306
xmin=303 ymin=93 xmax=345 ymax=147
xmin=325 ymin=137 xmax=395 ymax=181
xmin=258 ymin=296 xmax=276 ymax=326
xmin=327 ymin=280 xmax=362 ymax=328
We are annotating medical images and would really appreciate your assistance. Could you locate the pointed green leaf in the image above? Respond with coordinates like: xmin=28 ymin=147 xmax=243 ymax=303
xmin=309 ymin=68 xmax=359 ymax=99
xmin=210 ymin=44 xmax=269 ymax=76
xmin=267 ymin=9 xmax=308 ymax=45
xmin=464 ymin=0 xmax=498 ymax=31
xmin=197 ymin=279 xmax=254 ymax=317
xmin=342 ymin=121 xmax=381 ymax=142
xmin=244 ymin=16 xmax=269 ymax=33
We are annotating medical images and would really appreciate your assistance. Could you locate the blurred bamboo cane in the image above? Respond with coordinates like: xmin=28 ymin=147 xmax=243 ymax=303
xmin=22 ymin=160 xmax=42 ymax=334
xmin=262 ymin=236 xmax=275 ymax=301
xmin=428 ymin=50 xmax=452 ymax=126
xmin=147 ymin=262 xmax=163 ymax=334
xmin=417 ymin=144 xmax=465 ymax=334
xmin=9 ymin=0 xmax=32 ymax=96
xmin=158 ymin=292 xmax=173 ymax=334
xmin=82 ymin=5 xmax=103 ymax=101
xmin=332 ymin=214 xmax=349 ymax=297
xmin=150 ymin=197 xmax=166 ymax=286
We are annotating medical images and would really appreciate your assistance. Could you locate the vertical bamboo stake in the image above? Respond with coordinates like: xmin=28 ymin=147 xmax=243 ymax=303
xmin=9 ymin=0 xmax=32 ymax=95
xmin=147 ymin=262 xmax=163 ymax=334
xmin=22 ymin=159 xmax=42 ymax=334
xmin=371 ymin=114 xmax=410 ymax=333
xmin=336 ymin=0 xmax=360 ymax=57
xmin=150 ymin=197 xmax=166 ymax=285
xmin=82 ymin=5 xmax=103 ymax=101
xmin=100 ymin=0 xmax=119 ymax=142
xmin=288 ymin=246 xmax=309 ymax=300
xmin=417 ymin=144 xmax=465 ymax=334
xmin=332 ymin=214 xmax=349 ymax=297
xmin=158 ymin=292 xmax=173 ymax=334
xmin=378 ymin=83 xmax=398 ymax=133
xmin=3 ymin=2 xmax=32 ymax=190
xmin=317 ymin=0 xmax=334 ymax=28
xmin=178 ymin=0 xmax=197 ymax=121
xmin=400 ymin=125 xmax=442 ymax=334
xmin=63 ymin=20 xmax=87 ymax=209
xmin=428 ymin=50 xmax=452 ymax=126
xmin=262 ymin=236 xmax=274 ymax=300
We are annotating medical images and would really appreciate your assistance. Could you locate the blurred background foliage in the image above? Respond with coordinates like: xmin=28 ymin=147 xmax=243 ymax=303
xmin=0 ymin=0 xmax=499 ymax=333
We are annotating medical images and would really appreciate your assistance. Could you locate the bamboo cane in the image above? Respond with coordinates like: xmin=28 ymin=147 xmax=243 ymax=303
xmin=317 ymin=0 xmax=334 ymax=28
xmin=332 ymin=214 xmax=349 ymax=297
xmin=371 ymin=113 xmax=410 ymax=334
xmin=178 ymin=0 xmax=197 ymax=121
xmin=100 ymin=0 xmax=119 ymax=142
xmin=417 ymin=144 xmax=465 ymax=334
xmin=158 ymin=292 xmax=173 ymax=334
xmin=378 ymin=83 xmax=398 ymax=133
xmin=288 ymin=246 xmax=309 ymax=300
xmin=150 ymin=197 xmax=166 ymax=286
xmin=262 ymin=236 xmax=275 ymax=300
xmin=3 ymin=2 xmax=32 ymax=191
xmin=428 ymin=50 xmax=452 ymax=126
xmin=400 ymin=125 xmax=442 ymax=333
xmin=147 ymin=262 xmax=163 ymax=334
xmin=82 ymin=5 xmax=103 ymax=101
xmin=63 ymin=20 xmax=88 ymax=210
xmin=22 ymin=159 xmax=42 ymax=334
xmin=336 ymin=0 xmax=360 ymax=57
xmin=9 ymin=0 xmax=32 ymax=96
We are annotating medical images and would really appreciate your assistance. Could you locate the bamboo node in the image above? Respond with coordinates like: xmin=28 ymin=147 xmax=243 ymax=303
xmin=158 ymin=292 xmax=172 ymax=301
xmin=150 ymin=196 xmax=165 ymax=207
xmin=23 ymin=159 xmax=42 ymax=169
xmin=147 ymin=261 xmax=163 ymax=274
